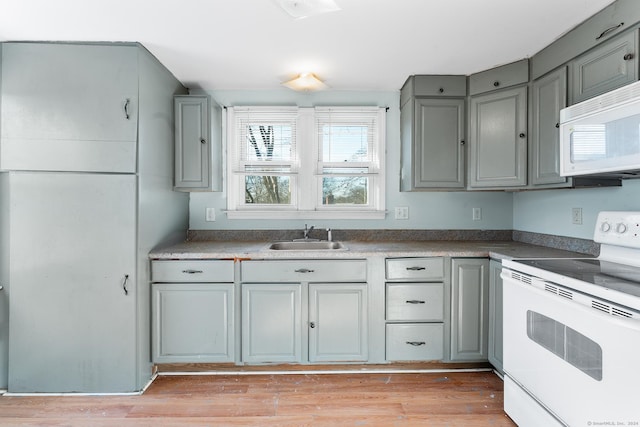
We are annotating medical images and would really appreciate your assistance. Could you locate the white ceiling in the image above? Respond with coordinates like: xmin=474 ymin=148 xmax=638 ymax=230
xmin=0 ymin=0 xmax=617 ymax=92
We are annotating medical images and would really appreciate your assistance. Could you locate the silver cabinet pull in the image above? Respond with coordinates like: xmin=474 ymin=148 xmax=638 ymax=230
xmin=596 ymin=22 xmax=624 ymax=40
xmin=406 ymin=300 xmax=426 ymax=304
xmin=200 ymin=138 xmax=206 ymax=144
xmin=406 ymin=266 xmax=426 ymax=271
xmin=406 ymin=341 xmax=426 ymax=346
xmin=309 ymin=322 xmax=316 ymax=328
xmin=0 ymin=285 xmax=4 ymax=291
xmin=624 ymin=53 xmax=634 ymax=61
xmin=182 ymin=269 xmax=203 ymax=274
xmin=294 ymin=268 xmax=314 ymax=273
xmin=122 ymin=274 xmax=129 ymax=296
xmin=124 ymin=98 xmax=131 ymax=120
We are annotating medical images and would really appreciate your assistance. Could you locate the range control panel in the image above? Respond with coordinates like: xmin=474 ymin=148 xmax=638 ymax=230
xmin=594 ymin=211 xmax=640 ymax=248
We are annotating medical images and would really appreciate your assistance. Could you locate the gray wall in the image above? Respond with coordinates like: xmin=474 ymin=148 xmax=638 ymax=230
xmin=513 ymin=180 xmax=640 ymax=239
xmin=189 ymin=89 xmax=514 ymax=231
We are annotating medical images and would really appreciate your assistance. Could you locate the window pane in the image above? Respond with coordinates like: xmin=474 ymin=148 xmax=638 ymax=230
xmin=245 ymin=124 xmax=293 ymax=162
xmin=322 ymin=125 xmax=370 ymax=162
xmin=322 ymin=176 xmax=368 ymax=205
xmin=245 ymin=175 xmax=291 ymax=204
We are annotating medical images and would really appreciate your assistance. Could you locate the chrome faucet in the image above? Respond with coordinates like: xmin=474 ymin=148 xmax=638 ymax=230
xmin=303 ymin=224 xmax=315 ymax=239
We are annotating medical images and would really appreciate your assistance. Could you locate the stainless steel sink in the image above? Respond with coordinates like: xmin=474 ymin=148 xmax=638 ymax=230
xmin=268 ymin=240 xmax=346 ymax=250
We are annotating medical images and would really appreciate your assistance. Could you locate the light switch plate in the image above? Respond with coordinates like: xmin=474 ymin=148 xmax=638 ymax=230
xmin=395 ymin=206 xmax=409 ymax=220
xmin=206 ymin=207 xmax=216 ymax=222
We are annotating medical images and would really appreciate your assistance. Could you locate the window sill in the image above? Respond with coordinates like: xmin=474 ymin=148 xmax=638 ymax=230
xmin=225 ymin=210 xmax=387 ymax=220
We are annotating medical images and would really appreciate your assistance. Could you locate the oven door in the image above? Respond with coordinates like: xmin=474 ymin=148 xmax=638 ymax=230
xmin=502 ymin=269 xmax=640 ymax=427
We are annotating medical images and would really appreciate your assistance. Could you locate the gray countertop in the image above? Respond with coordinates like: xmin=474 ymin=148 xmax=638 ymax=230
xmin=149 ymin=239 xmax=591 ymax=261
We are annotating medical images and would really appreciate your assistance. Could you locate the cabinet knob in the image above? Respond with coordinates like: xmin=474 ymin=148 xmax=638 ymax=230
xmin=0 ymin=285 xmax=3 ymax=291
xmin=555 ymin=123 xmax=560 ymax=129
xmin=493 ymin=81 xmax=500 ymax=87
xmin=519 ymin=132 xmax=526 ymax=138
xmin=624 ymin=53 xmax=634 ymax=61
xmin=438 ymin=87 xmax=444 ymax=93
xmin=309 ymin=322 xmax=316 ymax=328
xmin=200 ymin=138 xmax=207 ymax=144
xmin=460 ymin=140 xmax=465 ymax=145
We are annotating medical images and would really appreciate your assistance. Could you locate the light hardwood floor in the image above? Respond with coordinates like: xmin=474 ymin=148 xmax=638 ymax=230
xmin=0 ymin=371 xmax=516 ymax=426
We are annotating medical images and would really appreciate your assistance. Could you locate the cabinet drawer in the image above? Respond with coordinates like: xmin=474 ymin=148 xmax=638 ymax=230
xmin=151 ymin=260 xmax=234 ymax=283
xmin=386 ymin=258 xmax=444 ymax=280
xmin=386 ymin=283 xmax=444 ymax=321
xmin=400 ymin=75 xmax=467 ymax=106
xmin=386 ymin=323 xmax=444 ymax=361
xmin=241 ymin=260 xmax=366 ymax=283
xmin=469 ymin=59 xmax=529 ymax=95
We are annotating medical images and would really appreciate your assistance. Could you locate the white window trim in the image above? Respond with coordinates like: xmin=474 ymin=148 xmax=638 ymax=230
xmin=225 ymin=106 xmax=386 ymax=220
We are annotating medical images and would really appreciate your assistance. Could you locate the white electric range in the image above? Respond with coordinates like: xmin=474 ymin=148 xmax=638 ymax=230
xmin=501 ymin=211 xmax=640 ymax=426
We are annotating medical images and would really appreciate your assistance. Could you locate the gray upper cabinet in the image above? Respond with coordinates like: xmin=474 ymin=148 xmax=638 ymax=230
xmin=0 ymin=43 xmax=139 ymax=173
xmin=174 ymin=95 xmax=215 ymax=191
xmin=400 ymin=76 xmax=466 ymax=190
xmin=569 ymin=29 xmax=638 ymax=104
xmin=530 ymin=67 xmax=570 ymax=187
xmin=469 ymin=85 xmax=528 ymax=188
xmin=450 ymin=258 xmax=489 ymax=362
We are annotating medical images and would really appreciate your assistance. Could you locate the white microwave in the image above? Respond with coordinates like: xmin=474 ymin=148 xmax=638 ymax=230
xmin=560 ymin=80 xmax=640 ymax=177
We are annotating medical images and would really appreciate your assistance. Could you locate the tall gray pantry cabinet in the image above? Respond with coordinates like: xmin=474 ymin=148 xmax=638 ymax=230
xmin=0 ymin=42 xmax=189 ymax=392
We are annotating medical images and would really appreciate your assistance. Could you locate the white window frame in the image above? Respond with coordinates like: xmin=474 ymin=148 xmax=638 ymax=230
xmin=226 ymin=106 xmax=386 ymax=220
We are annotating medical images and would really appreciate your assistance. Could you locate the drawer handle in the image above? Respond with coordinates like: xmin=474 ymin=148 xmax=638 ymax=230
xmin=595 ymin=22 xmax=624 ymax=40
xmin=406 ymin=266 xmax=426 ymax=271
xmin=406 ymin=300 xmax=426 ymax=304
xmin=182 ymin=269 xmax=204 ymax=274
xmin=294 ymin=268 xmax=315 ymax=273
xmin=406 ymin=341 xmax=426 ymax=346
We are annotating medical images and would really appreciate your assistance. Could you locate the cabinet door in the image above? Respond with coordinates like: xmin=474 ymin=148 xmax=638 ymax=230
xmin=488 ymin=260 xmax=504 ymax=373
xmin=531 ymin=67 xmax=569 ymax=186
xmin=174 ymin=96 xmax=211 ymax=190
xmin=308 ymin=283 xmax=368 ymax=362
xmin=0 ymin=43 xmax=139 ymax=173
xmin=411 ymin=98 xmax=465 ymax=189
xmin=152 ymin=283 xmax=234 ymax=363
xmin=450 ymin=258 xmax=489 ymax=361
xmin=570 ymin=30 xmax=638 ymax=105
xmin=242 ymin=284 xmax=302 ymax=363
xmin=8 ymin=172 xmax=137 ymax=392
xmin=469 ymin=86 xmax=527 ymax=188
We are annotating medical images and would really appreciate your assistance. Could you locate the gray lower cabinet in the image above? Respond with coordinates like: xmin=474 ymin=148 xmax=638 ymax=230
xmin=488 ymin=260 xmax=504 ymax=373
xmin=530 ymin=67 xmax=570 ymax=187
xmin=242 ymin=283 xmax=303 ymax=363
xmin=174 ymin=95 xmax=212 ymax=191
xmin=241 ymin=260 xmax=368 ymax=364
xmin=151 ymin=260 xmax=235 ymax=363
xmin=570 ymin=29 xmax=638 ymax=105
xmin=384 ymin=257 xmax=447 ymax=361
xmin=450 ymin=258 xmax=489 ymax=361
xmin=468 ymin=86 xmax=528 ymax=189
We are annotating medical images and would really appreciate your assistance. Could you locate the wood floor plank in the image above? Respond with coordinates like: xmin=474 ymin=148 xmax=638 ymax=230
xmin=0 ymin=371 xmax=516 ymax=426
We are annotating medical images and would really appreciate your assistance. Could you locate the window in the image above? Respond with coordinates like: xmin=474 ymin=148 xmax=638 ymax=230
xmin=227 ymin=107 xmax=385 ymax=219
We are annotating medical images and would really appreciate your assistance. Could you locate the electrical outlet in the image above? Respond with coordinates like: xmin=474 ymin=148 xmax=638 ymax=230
xmin=395 ymin=206 xmax=409 ymax=220
xmin=205 ymin=207 xmax=216 ymax=222
xmin=572 ymin=207 xmax=582 ymax=225
xmin=472 ymin=207 xmax=482 ymax=221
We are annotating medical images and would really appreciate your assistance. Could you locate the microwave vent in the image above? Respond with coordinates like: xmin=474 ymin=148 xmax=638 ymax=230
xmin=561 ymin=80 xmax=640 ymax=122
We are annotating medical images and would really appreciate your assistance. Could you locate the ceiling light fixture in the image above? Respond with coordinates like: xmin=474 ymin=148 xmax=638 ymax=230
xmin=282 ymin=72 xmax=328 ymax=91
xmin=274 ymin=0 xmax=341 ymax=19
